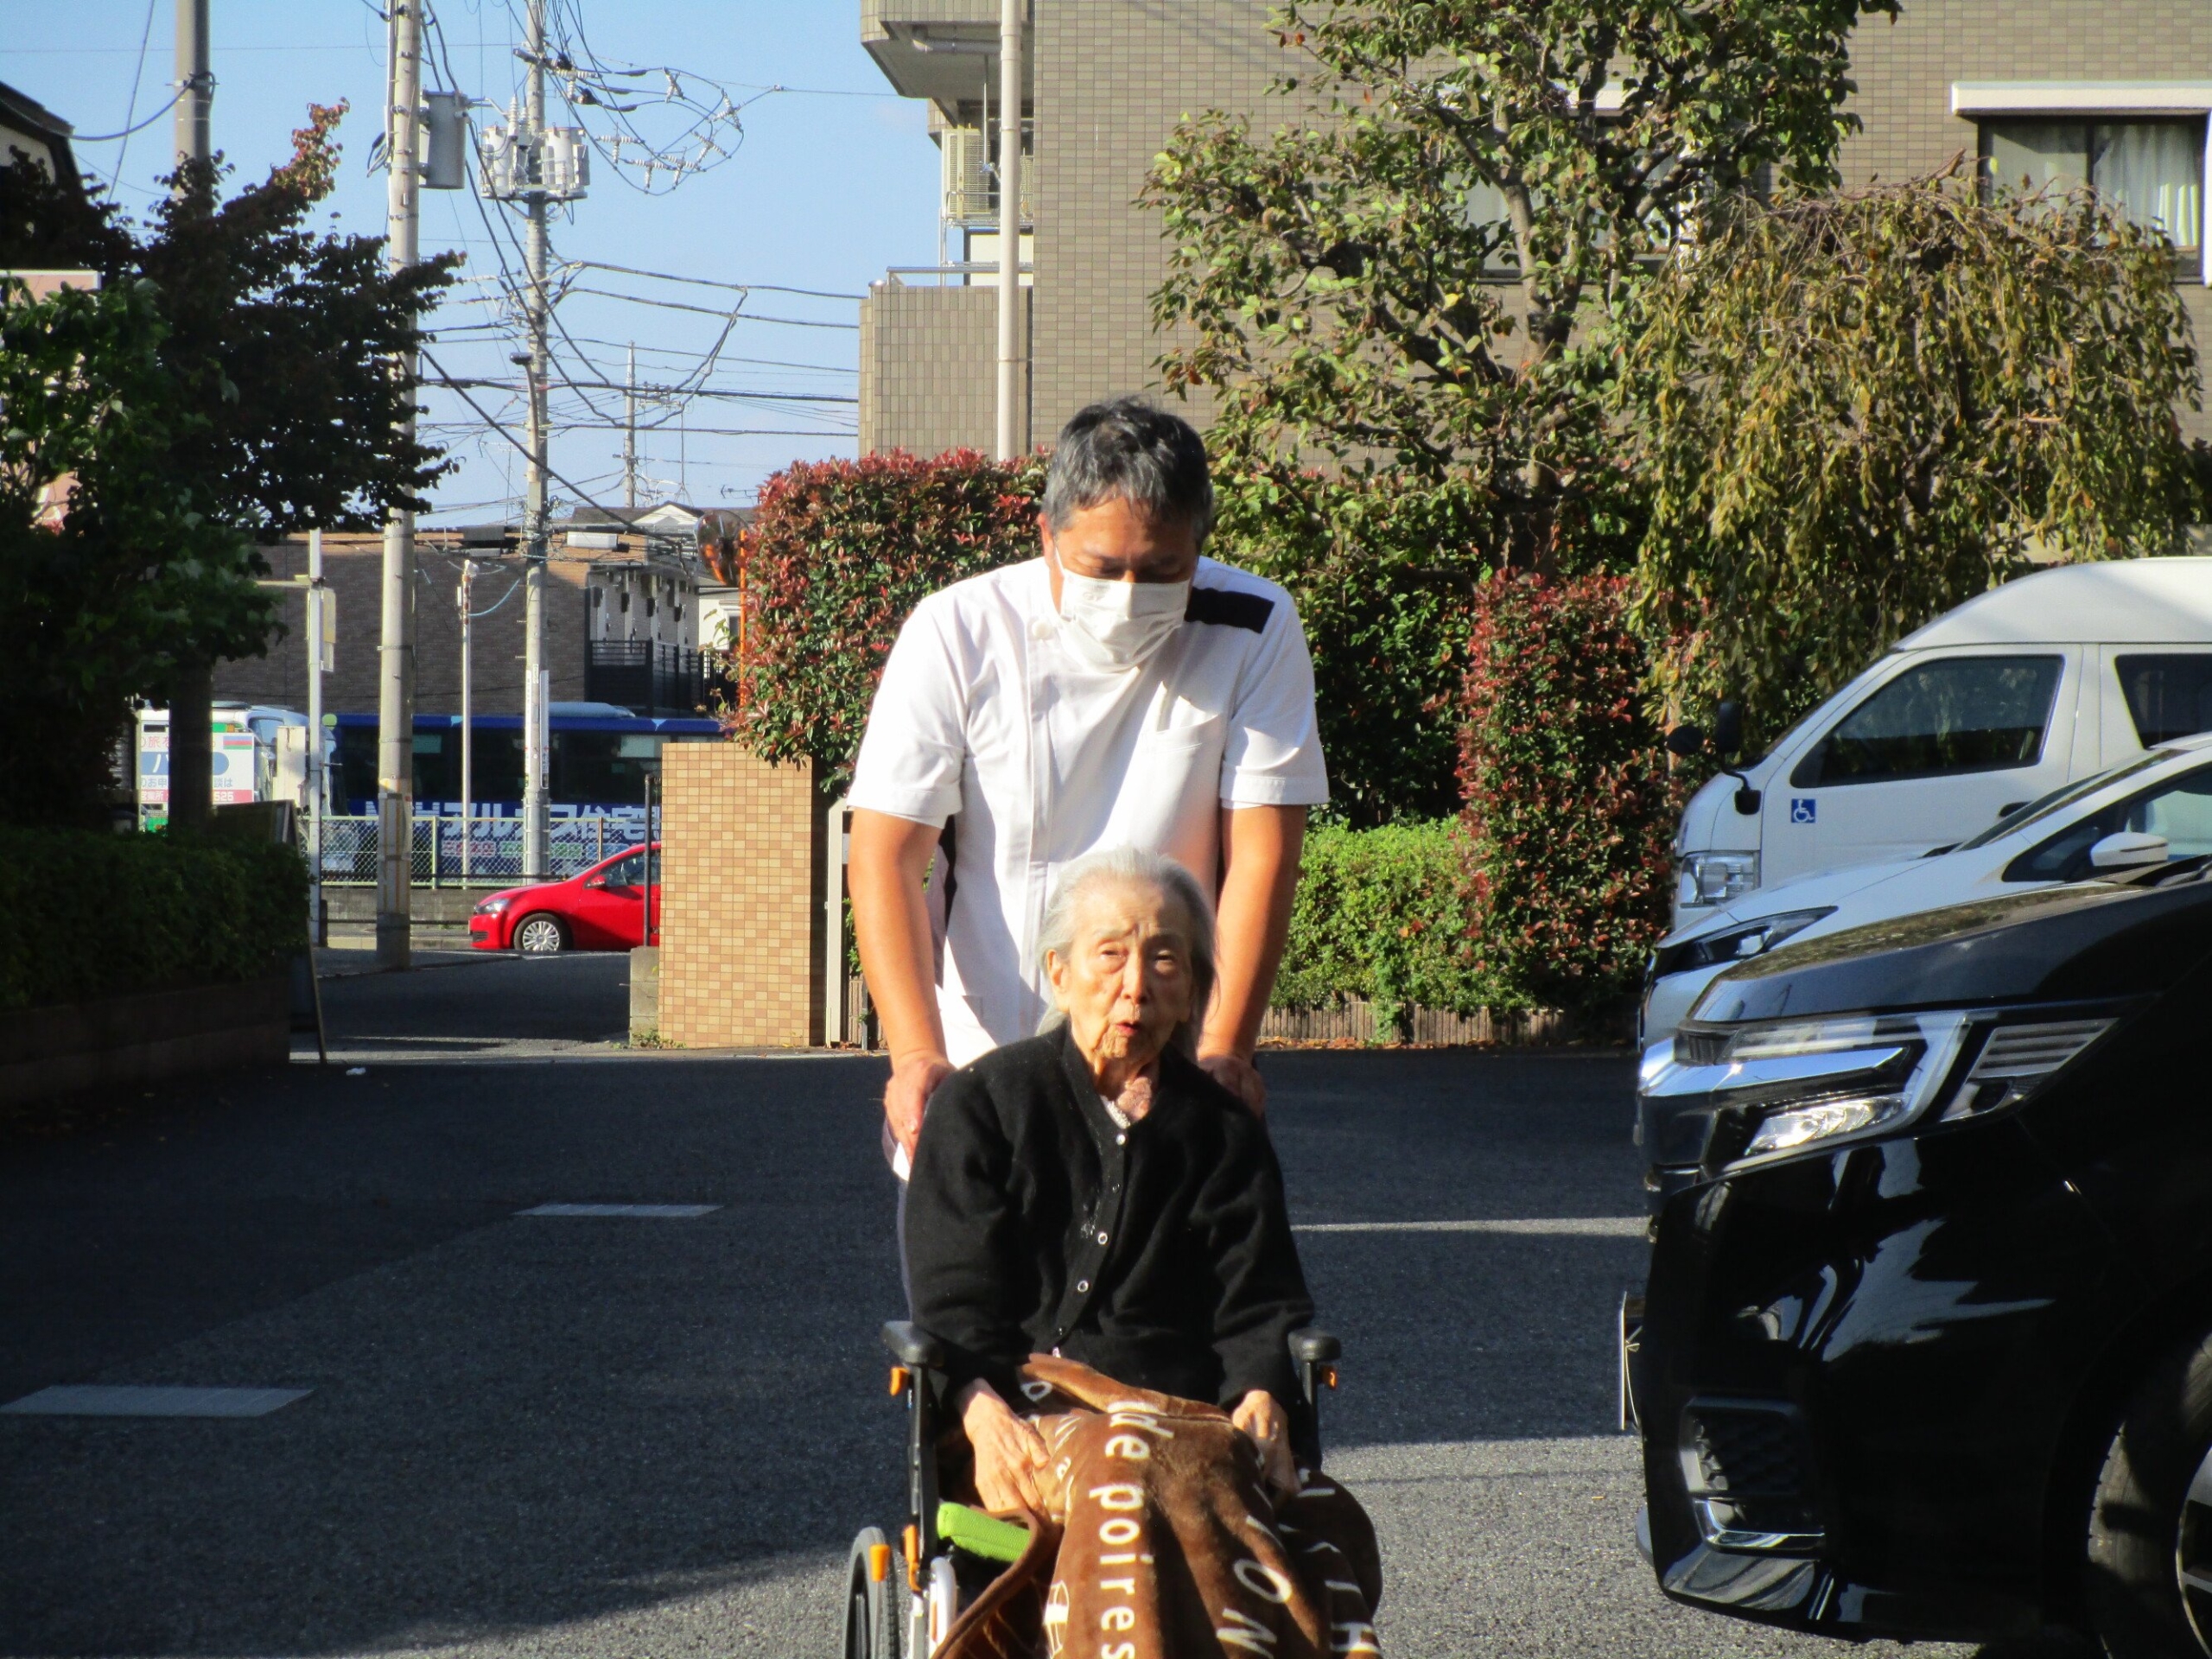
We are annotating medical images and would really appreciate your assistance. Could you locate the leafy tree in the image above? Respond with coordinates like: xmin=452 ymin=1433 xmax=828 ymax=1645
xmin=0 ymin=279 xmax=268 ymax=824
xmin=1623 ymin=172 xmax=2202 ymax=743
xmin=1143 ymin=0 xmax=1891 ymax=556
xmin=0 ymin=103 xmax=455 ymax=823
xmin=1 ymin=103 xmax=456 ymax=535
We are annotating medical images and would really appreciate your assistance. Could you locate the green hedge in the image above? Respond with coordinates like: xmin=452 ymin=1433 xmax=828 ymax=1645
xmin=0 ymin=828 xmax=308 ymax=1013
xmin=1273 ymin=820 xmax=1504 ymax=1031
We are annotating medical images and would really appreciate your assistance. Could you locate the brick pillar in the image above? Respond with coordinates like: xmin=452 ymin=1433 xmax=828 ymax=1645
xmin=658 ymin=744 xmax=823 ymax=1046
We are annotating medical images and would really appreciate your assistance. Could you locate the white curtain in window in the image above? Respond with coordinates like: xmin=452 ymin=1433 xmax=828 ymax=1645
xmin=2094 ymin=121 xmax=2205 ymax=251
xmin=1985 ymin=120 xmax=2089 ymax=200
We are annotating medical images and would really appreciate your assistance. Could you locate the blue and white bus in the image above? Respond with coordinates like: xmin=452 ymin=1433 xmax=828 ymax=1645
xmin=329 ymin=706 xmax=724 ymax=817
xmin=326 ymin=706 xmax=725 ymax=881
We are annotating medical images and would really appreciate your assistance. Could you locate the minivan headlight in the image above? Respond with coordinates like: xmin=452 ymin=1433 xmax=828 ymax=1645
xmin=1679 ymin=851 xmax=1759 ymax=907
xmin=1651 ymin=907 xmax=1834 ymax=981
xmin=1639 ymin=1008 xmax=2116 ymax=1173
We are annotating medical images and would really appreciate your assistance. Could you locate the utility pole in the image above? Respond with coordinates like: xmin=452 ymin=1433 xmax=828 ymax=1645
xmin=458 ymin=557 xmax=474 ymax=881
xmin=623 ymin=342 xmax=638 ymax=511
xmin=520 ymin=0 xmax=552 ymax=881
xmin=306 ymin=530 xmax=327 ymax=944
xmin=167 ymin=0 xmax=214 ymax=830
xmin=993 ymin=0 xmax=1024 ymax=461
xmin=376 ymin=0 xmax=423 ymax=968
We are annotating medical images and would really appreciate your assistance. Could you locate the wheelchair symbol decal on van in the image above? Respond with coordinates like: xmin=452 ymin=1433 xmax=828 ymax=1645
xmin=1790 ymin=798 xmax=1817 ymax=824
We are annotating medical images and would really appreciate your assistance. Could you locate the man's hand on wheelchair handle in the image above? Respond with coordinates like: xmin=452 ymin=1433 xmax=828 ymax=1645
xmin=1232 ymin=1389 xmax=1299 ymax=1498
xmin=957 ymin=1380 xmax=1050 ymax=1514
xmin=885 ymin=1052 xmax=954 ymax=1159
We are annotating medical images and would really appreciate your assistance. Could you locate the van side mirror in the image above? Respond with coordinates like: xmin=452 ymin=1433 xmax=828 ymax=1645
xmin=1711 ymin=700 xmax=1745 ymax=760
xmin=2089 ymin=830 xmax=2169 ymax=871
xmin=1664 ymin=723 xmax=1706 ymax=759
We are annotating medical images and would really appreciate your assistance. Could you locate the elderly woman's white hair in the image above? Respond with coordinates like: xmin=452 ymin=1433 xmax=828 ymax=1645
xmin=1034 ymin=847 xmax=1217 ymax=1054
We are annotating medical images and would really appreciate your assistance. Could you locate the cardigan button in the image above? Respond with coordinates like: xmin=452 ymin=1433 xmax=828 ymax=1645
xmin=1076 ymin=1279 xmax=1090 ymax=1294
xmin=1096 ymin=1230 xmax=1109 ymax=1244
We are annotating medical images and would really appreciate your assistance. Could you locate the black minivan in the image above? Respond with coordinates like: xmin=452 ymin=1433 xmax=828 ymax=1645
xmin=1630 ymin=861 xmax=2212 ymax=1654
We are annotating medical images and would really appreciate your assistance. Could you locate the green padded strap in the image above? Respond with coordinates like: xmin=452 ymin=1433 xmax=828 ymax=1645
xmin=935 ymin=1500 xmax=1031 ymax=1564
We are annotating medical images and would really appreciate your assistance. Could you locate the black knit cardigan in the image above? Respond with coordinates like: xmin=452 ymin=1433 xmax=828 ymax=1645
xmin=905 ymin=1025 xmax=1313 ymax=1414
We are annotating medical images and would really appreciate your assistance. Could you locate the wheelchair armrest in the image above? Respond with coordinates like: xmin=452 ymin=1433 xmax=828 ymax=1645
xmin=1289 ymin=1328 xmax=1341 ymax=1366
xmin=882 ymin=1320 xmax=948 ymax=1371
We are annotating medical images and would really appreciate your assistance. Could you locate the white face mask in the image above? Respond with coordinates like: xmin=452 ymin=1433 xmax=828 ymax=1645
xmin=1057 ymin=570 xmax=1191 ymax=671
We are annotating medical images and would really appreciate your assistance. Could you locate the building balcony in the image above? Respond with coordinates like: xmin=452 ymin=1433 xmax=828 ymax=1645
xmin=862 ymin=1 xmax=1031 ymax=117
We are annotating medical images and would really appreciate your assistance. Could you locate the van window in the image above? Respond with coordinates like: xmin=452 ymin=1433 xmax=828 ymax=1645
xmin=2116 ymin=654 xmax=2212 ymax=747
xmin=1792 ymin=657 xmax=2063 ymax=788
xmin=2005 ymin=759 xmax=2212 ymax=881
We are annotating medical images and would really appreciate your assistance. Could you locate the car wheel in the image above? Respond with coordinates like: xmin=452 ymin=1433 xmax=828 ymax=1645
xmin=512 ymin=913 xmax=567 ymax=956
xmin=2086 ymin=1328 xmax=2212 ymax=1657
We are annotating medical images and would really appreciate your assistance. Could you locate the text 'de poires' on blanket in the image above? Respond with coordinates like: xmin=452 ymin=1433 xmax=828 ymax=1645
xmin=935 ymin=1354 xmax=1382 ymax=1659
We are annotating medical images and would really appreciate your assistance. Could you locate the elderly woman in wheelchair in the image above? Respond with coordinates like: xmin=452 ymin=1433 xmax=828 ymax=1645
xmin=845 ymin=848 xmax=1382 ymax=1659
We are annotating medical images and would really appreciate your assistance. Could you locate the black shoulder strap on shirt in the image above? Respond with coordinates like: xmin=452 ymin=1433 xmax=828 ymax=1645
xmin=1185 ymin=586 xmax=1274 ymax=633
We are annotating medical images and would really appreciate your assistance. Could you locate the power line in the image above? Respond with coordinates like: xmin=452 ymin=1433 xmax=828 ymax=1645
xmin=421 ymin=346 xmax=636 ymax=527
xmin=563 ymin=285 xmax=860 ymax=328
xmin=70 ymin=87 xmax=184 ymax=143
xmin=565 ymin=259 xmax=863 ymax=302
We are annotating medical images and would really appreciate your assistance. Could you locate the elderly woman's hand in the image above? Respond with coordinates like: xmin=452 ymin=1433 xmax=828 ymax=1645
xmin=1232 ymin=1389 xmax=1299 ymax=1498
xmin=958 ymin=1380 xmax=1051 ymax=1514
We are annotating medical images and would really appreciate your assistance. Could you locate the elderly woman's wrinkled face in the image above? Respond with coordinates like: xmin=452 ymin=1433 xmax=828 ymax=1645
xmin=1046 ymin=877 xmax=1196 ymax=1085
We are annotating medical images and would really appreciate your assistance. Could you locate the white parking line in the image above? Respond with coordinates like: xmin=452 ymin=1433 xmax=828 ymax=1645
xmin=1295 ymin=1217 xmax=1647 ymax=1237
xmin=517 ymin=1203 xmax=721 ymax=1218
xmin=2 ymin=1385 xmax=311 ymax=1418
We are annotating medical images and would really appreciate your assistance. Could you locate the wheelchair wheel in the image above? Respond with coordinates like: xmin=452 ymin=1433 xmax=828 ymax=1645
xmin=842 ymin=1527 xmax=899 ymax=1659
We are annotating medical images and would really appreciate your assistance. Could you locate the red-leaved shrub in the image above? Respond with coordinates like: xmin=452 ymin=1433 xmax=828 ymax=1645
xmin=1459 ymin=571 xmax=1681 ymax=1009
xmin=728 ymin=449 xmax=1045 ymax=786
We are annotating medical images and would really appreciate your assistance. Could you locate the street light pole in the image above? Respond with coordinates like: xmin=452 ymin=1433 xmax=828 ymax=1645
xmin=376 ymin=0 xmax=423 ymax=969
xmin=520 ymin=0 xmax=552 ymax=882
xmin=993 ymin=0 xmax=1024 ymax=461
xmin=167 ymin=0 xmax=215 ymax=830
xmin=306 ymin=529 xmax=327 ymax=945
xmin=458 ymin=556 xmax=474 ymax=881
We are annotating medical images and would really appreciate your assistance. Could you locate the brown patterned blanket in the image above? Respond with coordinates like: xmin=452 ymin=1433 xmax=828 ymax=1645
xmin=937 ymin=1355 xmax=1383 ymax=1659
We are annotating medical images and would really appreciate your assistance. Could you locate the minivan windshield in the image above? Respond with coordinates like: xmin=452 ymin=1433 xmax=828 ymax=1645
xmin=1954 ymin=753 xmax=2170 ymax=850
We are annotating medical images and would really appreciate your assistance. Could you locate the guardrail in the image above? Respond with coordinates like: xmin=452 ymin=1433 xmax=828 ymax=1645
xmin=318 ymin=814 xmax=648 ymax=886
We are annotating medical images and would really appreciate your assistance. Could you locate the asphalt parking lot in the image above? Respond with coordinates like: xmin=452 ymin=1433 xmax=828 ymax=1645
xmin=0 ymin=954 xmax=2033 ymax=1656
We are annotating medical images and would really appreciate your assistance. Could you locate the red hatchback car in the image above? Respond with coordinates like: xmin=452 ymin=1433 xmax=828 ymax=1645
xmin=469 ymin=843 xmax=661 ymax=955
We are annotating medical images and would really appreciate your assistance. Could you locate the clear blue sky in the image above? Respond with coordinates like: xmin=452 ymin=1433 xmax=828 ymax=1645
xmin=7 ymin=1 xmax=941 ymax=518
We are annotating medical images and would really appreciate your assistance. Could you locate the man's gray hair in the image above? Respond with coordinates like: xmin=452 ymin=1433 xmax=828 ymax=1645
xmin=1040 ymin=397 xmax=1215 ymax=541
xmin=1035 ymin=846 xmax=1217 ymax=1056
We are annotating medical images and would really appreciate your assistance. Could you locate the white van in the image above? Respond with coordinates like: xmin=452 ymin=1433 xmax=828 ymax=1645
xmin=1672 ymin=558 xmax=2212 ymax=929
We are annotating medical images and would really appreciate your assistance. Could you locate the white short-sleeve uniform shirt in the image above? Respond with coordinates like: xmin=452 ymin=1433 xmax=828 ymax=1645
xmin=848 ymin=555 xmax=1329 ymax=1068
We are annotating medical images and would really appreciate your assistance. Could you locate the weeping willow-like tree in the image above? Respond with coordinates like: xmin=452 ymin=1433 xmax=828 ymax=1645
xmin=1623 ymin=169 xmax=2202 ymax=743
xmin=1141 ymin=0 xmax=1894 ymax=564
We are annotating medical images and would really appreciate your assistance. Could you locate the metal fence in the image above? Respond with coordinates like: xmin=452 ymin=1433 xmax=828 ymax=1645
xmin=318 ymin=814 xmax=649 ymax=885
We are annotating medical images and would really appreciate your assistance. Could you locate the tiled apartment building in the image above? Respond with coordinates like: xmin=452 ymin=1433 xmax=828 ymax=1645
xmin=858 ymin=0 xmax=2212 ymax=456
xmin=213 ymin=506 xmax=712 ymax=717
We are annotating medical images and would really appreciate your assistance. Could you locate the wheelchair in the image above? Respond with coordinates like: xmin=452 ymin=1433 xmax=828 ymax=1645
xmin=842 ymin=1320 xmax=1342 ymax=1659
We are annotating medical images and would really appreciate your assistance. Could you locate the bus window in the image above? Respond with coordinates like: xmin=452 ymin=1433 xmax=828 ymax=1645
xmin=555 ymin=729 xmax=661 ymax=806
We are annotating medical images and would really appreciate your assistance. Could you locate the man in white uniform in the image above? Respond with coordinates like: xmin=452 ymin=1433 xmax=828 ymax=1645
xmin=848 ymin=398 xmax=1328 ymax=1167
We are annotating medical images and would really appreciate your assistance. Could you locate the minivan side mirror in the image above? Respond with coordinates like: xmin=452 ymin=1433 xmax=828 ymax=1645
xmin=1664 ymin=723 xmax=1707 ymax=759
xmin=2088 ymin=830 xmax=2169 ymax=871
xmin=1711 ymin=700 xmax=1745 ymax=760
